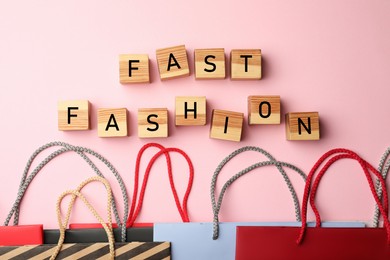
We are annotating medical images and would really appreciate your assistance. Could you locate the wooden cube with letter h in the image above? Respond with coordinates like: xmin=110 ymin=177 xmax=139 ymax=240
xmin=58 ymin=100 xmax=90 ymax=131
xmin=231 ymin=49 xmax=262 ymax=80
xmin=286 ymin=112 xmax=320 ymax=140
xmin=175 ymin=96 xmax=206 ymax=126
xmin=98 ymin=108 xmax=128 ymax=137
xmin=210 ymin=109 xmax=244 ymax=142
xmin=138 ymin=108 xmax=169 ymax=138
xmin=248 ymin=96 xmax=280 ymax=125
xmin=194 ymin=48 xmax=225 ymax=79
xmin=119 ymin=54 xmax=150 ymax=83
xmin=156 ymin=45 xmax=190 ymax=80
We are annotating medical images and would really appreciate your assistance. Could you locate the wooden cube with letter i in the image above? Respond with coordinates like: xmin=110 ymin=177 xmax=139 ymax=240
xmin=210 ymin=109 xmax=244 ymax=142
xmin=285 ymin=112 xmax=320 ymax=140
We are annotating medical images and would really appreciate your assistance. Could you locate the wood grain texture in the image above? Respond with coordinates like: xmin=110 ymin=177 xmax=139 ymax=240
xmin=138 ymin=108 xmax=168 ymax=138
xmin=58 ymin=100 xmax=90 ymax=131
xmin=175 ymin=96 xmax=207 ymax=126
xmin=194 ymin=48 xmax=225 ymax=79
xmin=210 ymin=109 xmax=244 ymax=142
xmin=97 ymin=108 xmax=128 ymax=137
xmin=248 ymin=95 xmax=280 ymax=124
xmin=156 ymin=45 xmax=189 ymax=80
xmin=231 ymin=49 xmax=261 ymax=80
xmin=286 ymin=112 xmax=320 ymax=140
xmin=119 ymin=54 xmax=150 ymax=83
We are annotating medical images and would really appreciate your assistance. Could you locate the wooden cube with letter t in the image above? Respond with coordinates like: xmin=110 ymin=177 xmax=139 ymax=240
xmin=286 ymin=112 xmax=320 ymax=140
xmin=58 ymin=100 xmax=90 ymax=130
xmin=231 ymin=49 xmax=262 ymax=80
xmin=194 ymin=48 xmax=225 ymax=79
xmin=138 ymin=108 xmax=169 ymax=138
xmin=119 ymin=54 xmax=150 ymax=83
xmin=210 ymin=109 xmax=244 ymax=142
xmin=248 ymin=95 xmax=280 ymax=125
xmin=175 ymin=96 xmax=206 ymax=126
xmin=156 ymin=45 xmax=190 ymax=80
xmin=98 ymin=108 xmax=128 ymax=137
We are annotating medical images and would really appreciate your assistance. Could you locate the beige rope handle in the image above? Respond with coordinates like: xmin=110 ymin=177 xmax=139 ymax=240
xmin=50 ymin=176 xmax=115 ymax=260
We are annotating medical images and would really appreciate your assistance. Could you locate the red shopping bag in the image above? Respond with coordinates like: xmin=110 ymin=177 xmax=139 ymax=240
xmin=236 ymin=148 xmax=390 ymax=260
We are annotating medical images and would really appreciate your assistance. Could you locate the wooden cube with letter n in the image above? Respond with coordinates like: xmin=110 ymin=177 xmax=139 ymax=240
xmin=119 ymin=54 xmax=150 ymax=83
xmin=175 ymin=96 xmax=206 ymax=126
xmin=286 ymin=112 xmax=320 ymax=140
xmin=58 ymin=100 xmax=90 ymax=131
xmin=138 ymin=108 xmax=168 ymax=138
xmin=194 ymin=48 xmax=225 ymax=79
xmin=248 ymin=95 xmax=280 ymax=125
xmin=231 ymin=49 xmax=262 ymax=80
xmin=98 ymin=108 xmax=128 ymax=137
xmin=210 ymin=109 xmax=244 ymax=142
xmin=156 ymin=45 xmax=190 ymax=80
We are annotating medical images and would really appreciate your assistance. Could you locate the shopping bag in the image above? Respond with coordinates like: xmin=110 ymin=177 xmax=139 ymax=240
xmin=373 ymin=146 xmax=390 ymax=227
xmin=1 ymin=141 xmax=130 ymax=244
xmin=155 ymin=146 xmax=314 ymax=260
xmin=236 ymin=148 xmax=390 ymax=260
xmin=0 ymin=176 xmax=170 ymax=260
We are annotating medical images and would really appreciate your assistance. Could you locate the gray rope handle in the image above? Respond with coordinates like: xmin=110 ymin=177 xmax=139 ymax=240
xmin=211 ymin=146 xmax=307 ymax=240
xmin=3 ymin=141 xmax=129 ymax=242
xmin=373 ymin=146 xmax=390 ymax=227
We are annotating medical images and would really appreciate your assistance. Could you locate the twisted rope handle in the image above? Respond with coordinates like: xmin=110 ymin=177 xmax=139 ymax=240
xmin=297 ymin=148 xmax=390 ymax=245
xmin=373 ymin=147 xmax=390 ymax=227
xmin=50 ymin=176 xmax=115 ymax=260
xmin=211 ymin=146 xmax=307 ymax=240
xmin=126 ymin=143 xmax=194 ymax=227
xmin=4 ymin=141 xmax=128 ymax=242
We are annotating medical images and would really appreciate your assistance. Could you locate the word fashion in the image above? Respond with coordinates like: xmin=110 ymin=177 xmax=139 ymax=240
xmin=58 ymin=45 xmax=320 ymax=141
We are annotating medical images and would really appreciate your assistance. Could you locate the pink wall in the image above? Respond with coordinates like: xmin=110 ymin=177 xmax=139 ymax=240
xmin=1 ymin=0 xmax=390 ymax=228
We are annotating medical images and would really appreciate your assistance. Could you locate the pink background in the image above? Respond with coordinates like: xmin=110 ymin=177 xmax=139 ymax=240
xmin=1 ymin=0 xmax=390 ymax=228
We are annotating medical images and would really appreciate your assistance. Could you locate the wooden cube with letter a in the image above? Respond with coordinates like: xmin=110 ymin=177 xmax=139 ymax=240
xmin=156 ymin=45 xmax=190 ymax=80
xmin=138 ymin=108 xmax=168 ymax=138
xmin=286 ymin=112 xmax=320 ymax=140
xmin=248 ymin=95 xmax=280 ymax=125
xmin=194 ymin=48 xmax=225 ymax=79
xmin=210 ymin=109 xmax=244 ymax=142
xmin=175 ymin=96 xmax=207 ymax=126
xmin=98 ymin=108 xmax=128 ymax=137
xmin=119 ymin=54 xmax=150 ymax=83
xmin=231 ymin=49 xmax=262 ymax=80
xmin=58 ymin=100 xmax=90 ymax=131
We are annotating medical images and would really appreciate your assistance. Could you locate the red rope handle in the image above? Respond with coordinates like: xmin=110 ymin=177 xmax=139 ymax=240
xmin=297 ymin=149 xmax=390 ymax=244
xmin=126 ymin=143 xmax=194 ymax=227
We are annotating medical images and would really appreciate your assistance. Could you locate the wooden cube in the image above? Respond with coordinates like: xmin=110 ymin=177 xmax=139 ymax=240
xmin=156 ymin=45 xmax=190 ymax=80
xmin=248 ymin=96 xmax=280 ymax=125
xmin=210 ymin=109 xmax=244 ymax=142
xmin=175 ymin=96 xmax=206 ymax=126
xmin=138 ymin=108 xmax=168 ymax=138
xmin=194 ymin=48 xmax=225 ymax=79
xmin=58 ymin=100 xmax=90 ymax=131
xmin=231 ymin=49 xmax=262 ymax=80
xmin=119 ymin=54 xmax=150 ymax=83
xmin=98 ymin=108 xmax=128 ymax=137
xmin=286 ymin=112 xmax=320 ymax=140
